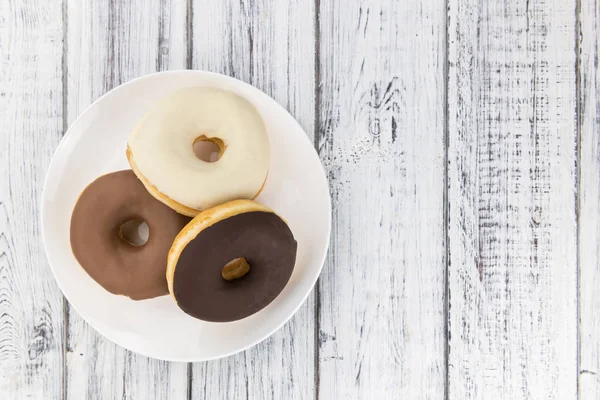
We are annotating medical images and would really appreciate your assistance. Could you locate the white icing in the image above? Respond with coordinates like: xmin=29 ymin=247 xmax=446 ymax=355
xmin=128 ymin=87 xmax=270 ymax=210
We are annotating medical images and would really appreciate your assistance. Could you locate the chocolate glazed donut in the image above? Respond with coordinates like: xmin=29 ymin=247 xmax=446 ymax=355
xmin=70 ymin=170 xmax=190 ymax=300
xmin=167 ymin=200 xmax=297 ymax=322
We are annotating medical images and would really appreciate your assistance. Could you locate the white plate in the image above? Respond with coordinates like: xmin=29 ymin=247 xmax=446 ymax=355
xmin=41 ymin=70 xmax=331 ymax=361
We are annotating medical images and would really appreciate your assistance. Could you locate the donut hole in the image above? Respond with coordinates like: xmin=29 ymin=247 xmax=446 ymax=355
xmin=222 ymin=258 xmax=250 ymax=281
xmin=193 ymin=136 xmax=225 ymax=163
xmin=119 ymin=219 xmax=149 ymax=246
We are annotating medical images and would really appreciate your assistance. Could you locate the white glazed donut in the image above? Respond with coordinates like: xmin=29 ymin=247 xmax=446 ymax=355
xmin=127 ymin=87 xmax=270 ymax=217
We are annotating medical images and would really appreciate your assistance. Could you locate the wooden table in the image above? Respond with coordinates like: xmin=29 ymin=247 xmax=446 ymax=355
xmin=1 ymin=0 xmax=598 ymax=399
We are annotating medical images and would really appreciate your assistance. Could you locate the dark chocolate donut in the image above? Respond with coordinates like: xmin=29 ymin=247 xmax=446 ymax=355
xmin=167 ymin=200 xmax=297 ymax=322
xmin=70 ymin=170 xmax=190 ymax=300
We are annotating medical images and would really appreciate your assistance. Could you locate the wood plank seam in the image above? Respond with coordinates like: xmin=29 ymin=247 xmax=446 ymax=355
xmin=575 ymin=0 xmax=582 ymax=395
xmin=443 ymin=0 xmax=451 ymax=397
xmin=186 ymin=0 xmax=193 ymax=70
xmin=313 ymin=0 xmax=321 ymax=399
xmin=61 ymin=0 xmax=69 ymax=399
xmin=186 ymin=3 xmax=193 ymax=398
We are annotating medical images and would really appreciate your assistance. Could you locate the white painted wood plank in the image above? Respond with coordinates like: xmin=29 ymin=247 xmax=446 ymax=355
xmin=316 ymin=1 xmax=446 ymax=398
xmin=190 ymin=1 xmax=316 ymax=399
xmin=65 ymin=1 xmax=188 ymax=399
xmin=447 ymin=0 xmax=578 ymax=398
xmin=579 ymin=0 xmax=600 ymax=396
xmin=0 ymin=1 xmax=65 ymax=399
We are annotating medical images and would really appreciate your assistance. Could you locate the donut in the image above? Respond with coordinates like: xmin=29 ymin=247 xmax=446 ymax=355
xmin=127 ymin=87 xmax=270 ymax=217
xmin=70 ymin=170 xmax=190 ymax=300
xmin=167 ymin=200 xmax=297 ymax=322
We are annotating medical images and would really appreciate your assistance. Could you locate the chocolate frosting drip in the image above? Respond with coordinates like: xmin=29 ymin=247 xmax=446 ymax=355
xmin=70 ymin=170 xmax=190 ymax=300
xmin=173 ymin=211 xmax=297 ymax=322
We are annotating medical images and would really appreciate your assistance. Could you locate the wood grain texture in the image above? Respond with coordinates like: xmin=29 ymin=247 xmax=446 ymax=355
xmin=64 ymin=1 xmax=188 ymax=399
xmin=579 ymin=0 xmax=600 ymax=396
xmin=316 ymin=0 xmax=447 ymax=398
xmin=447 ymin=0 xmax=578 ymax=398
xmin=3 ymin=0 xmax=598 ymax=398
xmin=190 ymin=1 xmax=316 ymax=399
xmin=0 ymin=1 xmax=65 ymax=399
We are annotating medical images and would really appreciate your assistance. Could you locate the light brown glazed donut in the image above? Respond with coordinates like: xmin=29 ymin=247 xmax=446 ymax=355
xmin=70 ymin=170 xmax=190 ymax=300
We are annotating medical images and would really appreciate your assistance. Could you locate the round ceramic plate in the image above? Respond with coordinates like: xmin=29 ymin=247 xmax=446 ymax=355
xmin=41 ymin=70 xmax=331 ymax=361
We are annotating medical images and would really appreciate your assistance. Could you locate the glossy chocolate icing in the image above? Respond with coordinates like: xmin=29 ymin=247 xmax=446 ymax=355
xmin=70 ymin=170 xmax=190 ymax=300
xmin=173 ymin=211 xmax=297 ymax=322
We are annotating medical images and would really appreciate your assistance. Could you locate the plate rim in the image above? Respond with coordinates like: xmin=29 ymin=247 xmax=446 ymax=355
xmin=40 ymin=69 xmax=332 ymax=362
